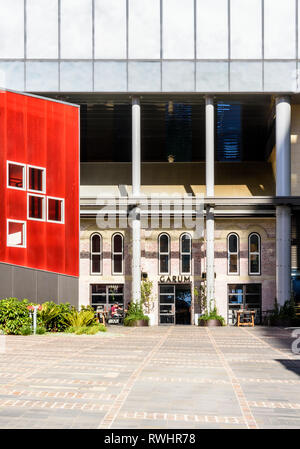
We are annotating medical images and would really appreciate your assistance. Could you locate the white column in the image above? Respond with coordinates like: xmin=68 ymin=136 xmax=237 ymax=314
xmin=276 ymin=206 xmax=291 ymax=306
xmin=131 ymin=207 xmax=141 ymax=303
xmin=132 ymin=96 xmax=141 ymax=197
xmin=205 ymin=96 xmax=215 ymax=310
xmin=206 ymin=206 xmax=215 ymax=310
xmin=131 ymin=97 xmax=141 ymax=303
xmin=276 ymin=96 xmax=291 ymax=306
xmin=205 ymin=95 xmax=214 ymax=197
xmin=276 ymin=96 xmax=291 ymax=197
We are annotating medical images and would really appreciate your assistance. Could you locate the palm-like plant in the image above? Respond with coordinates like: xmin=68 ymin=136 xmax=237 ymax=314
xmin=63 ymin=309 xmax=96 ymax=328
xmin=39 ymin=302 xmax=60 ymax=328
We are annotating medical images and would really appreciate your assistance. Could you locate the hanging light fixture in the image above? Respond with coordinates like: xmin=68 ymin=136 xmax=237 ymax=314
xmin=168 ymin=100 xmax=173 ymax=114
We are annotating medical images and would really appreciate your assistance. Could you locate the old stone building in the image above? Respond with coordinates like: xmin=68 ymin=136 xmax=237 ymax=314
xmin=0 ymin=0 xmax=299 ymax=325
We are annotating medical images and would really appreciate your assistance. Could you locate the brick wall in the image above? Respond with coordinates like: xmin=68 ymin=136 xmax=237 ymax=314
xmin=79 ymin=218 xmax=276 ymax=324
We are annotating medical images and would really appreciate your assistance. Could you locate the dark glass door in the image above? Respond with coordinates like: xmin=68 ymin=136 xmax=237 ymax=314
xmin=175 ymin=285 xmax=191 ymax=325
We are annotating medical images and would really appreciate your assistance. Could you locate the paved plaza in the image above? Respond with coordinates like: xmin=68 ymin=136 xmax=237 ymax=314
xmin=0 ymin=326 xmax=300 ymax=429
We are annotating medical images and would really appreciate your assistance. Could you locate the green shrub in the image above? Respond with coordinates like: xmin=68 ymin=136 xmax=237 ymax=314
xmin=124 ymin=302 xmax=149 ymax=327
xmin=80 ymin=305 xmax=95 ymax=313
xmin=0 ymin=298 xmax=34 ymax=335
xmin=85 ymin=325 xmax=99 ymax=335
xmin=36 ymin=326 xmax=46 ymax=335
xmin=63 ymin=309 xmax=96 ymax=329
xmin=268 ymin=298 xmax=300 ymax=326
xmin=20 ymin=325 xmax=32 ymax=335
xmin=64 ymin=326 xmax=76 ymax=333
xmin=86 ymin=324 xmax=107 ymax=334
xmin=65 ymin=323 xmax=107 ymax=335
xmin=39 ymin=301 xmax=74 ymax=332
xmin=74 ymin=326 xmax=89 ymax=335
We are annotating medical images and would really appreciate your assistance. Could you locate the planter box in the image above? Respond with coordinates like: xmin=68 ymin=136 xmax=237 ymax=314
xmin=132 ymin=319 xmax=149 ymax=327
xmin=126 ymin=319 xmax=149 ymax=327
xmin=198 ymin=319 xmax=222 ymax=327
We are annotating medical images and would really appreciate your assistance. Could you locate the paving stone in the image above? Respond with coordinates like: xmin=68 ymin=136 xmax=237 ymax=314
xmin=0 ymin=326 xmax=300 ymax=428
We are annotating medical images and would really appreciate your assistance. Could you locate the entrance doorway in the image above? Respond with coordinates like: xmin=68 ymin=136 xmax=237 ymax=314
xmin=159 ymin=284 xmax=191 ymax=325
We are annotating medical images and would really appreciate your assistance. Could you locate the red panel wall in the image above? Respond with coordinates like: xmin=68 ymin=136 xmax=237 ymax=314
xmin=0 ymin=90 xmax=79 ymax=277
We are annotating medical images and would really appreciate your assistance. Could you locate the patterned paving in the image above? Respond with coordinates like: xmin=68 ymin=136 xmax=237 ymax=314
xmin=0 ymin=326 xmax=299 ymax=428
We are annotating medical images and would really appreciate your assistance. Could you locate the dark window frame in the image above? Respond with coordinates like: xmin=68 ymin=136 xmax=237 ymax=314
xmin=112 ymin=233 xmax=124 ymax=275
xmin=227 ymin=232 xmax=240 ymax=275
xmin=180 ymin=232 xmax=192 ymax=275
xmin=158 ymin=233 xmax=170 ymax=275
xmin=248 ymin=232 xmax=261 ymax=276
xmin=90 ymin=232 xmax=102 ymax=275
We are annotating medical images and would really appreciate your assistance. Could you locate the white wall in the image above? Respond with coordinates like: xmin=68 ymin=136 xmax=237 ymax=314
xmin=0 ymin=0 xmax=299 ymax=93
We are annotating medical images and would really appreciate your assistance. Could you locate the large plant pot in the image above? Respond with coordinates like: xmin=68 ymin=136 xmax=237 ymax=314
xmin=131 ymin=319 xmax=149 ymax=327
xmin=146 ymin=312 xmax=155 ymax=326
xmin=199 ymin=319 xmax=222 ymax=327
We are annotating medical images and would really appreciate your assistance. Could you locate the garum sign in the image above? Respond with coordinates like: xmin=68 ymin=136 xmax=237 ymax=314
xmin=159 ymin=275 xmax=191 ymax=283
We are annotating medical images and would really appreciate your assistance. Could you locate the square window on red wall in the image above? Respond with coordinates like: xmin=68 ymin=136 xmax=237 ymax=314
xmin=7 ymin=220 xmax=26 ymax=248
xmin=27 ymin=165 xmax=46 ymax=193
xmin=27 ymin=194 xmax=45 ymax=221
xmin=7 ymin=161 xmax=26 ymax=190
xmin=47 ymin=197 xmax=64 ymax=224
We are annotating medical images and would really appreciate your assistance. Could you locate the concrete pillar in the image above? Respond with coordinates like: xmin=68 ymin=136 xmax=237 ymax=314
xmin=206 ymin=206 xmax=215 ymax=310
xmin=205 ymin=96 xmax=214 ymax=197
xmin=205 ymin=96 xmax=215 ymax=311
xmin=131 ymin=207 xmax=141 ymax=303
xmin=276 ymin=206 xmax=291 ymax=306
xmin=131 ymin=97 xmax=141 ymax=303
xmin=132 ymin=96 xmax=141 ymax=197
xmin=276 ymin=96 xmax=291 ymax=197
xmin=276 ymin=96 xmax=291 ymax=306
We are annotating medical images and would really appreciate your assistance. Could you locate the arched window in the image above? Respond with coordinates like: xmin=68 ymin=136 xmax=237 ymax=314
xmin=249 ymin=233 xmax=261 ymax=275
xmin=159 ymin=233 xmax=170 ymax=274
xmin=90 ymin=233 xmax=102 ymax=274
xmin=227 ymin=233 xmax=239 ymax=275
xmin=180 ymin=233 xmax=192 ymax=274
xmin=112 ymin=233 xmax=124 ymax=274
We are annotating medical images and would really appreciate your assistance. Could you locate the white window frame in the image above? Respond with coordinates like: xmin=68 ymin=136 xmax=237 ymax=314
xmin=158 ymin=233 xmax=170 ymax=275
xmin=7 ymin=219 xmax=26 ymax=248
xmin=227 ymin=233 xmax=240 ymax=275
xmin=47 ymin=196 xmax=65 ymax=224
xmin=27 ymin=164 xmax=46 ymax=194
xmin=180 ymin=232 xmax=192 ymax=275
xmin=112 ymin=233 xmax=124 ymax=275
xmin=248 ymin=232 xmax=261 ymax=276
xmin=90 ymin=233 xmax=102 ymax=275
xmin=7 ymin=161 xmax=26 ymax=191
xmin=27 ymin=193 xmax=46 ymax=222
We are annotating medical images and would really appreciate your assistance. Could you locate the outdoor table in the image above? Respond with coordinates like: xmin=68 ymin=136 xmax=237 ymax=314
xmin=236 ymin=309 xmax=255 ymax=327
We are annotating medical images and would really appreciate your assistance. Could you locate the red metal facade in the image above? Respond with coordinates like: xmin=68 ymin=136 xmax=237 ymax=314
xmin=0 ymin=90 xmax=79 ymax=277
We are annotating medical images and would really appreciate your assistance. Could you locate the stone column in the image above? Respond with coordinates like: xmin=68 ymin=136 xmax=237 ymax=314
xmin=206 ymin=205 xmax=215 ymax=309
xmin=131 ymin=97 xmax=141 ymax=303
xmin=132 ymin=97 xmax=141 ymax=197
xmin=205 ymin=95 xmax=214 ymax=197
xmin=131 ymin=207 xmax=141 ymax=303
xmin=205 ymin=96 xmax=215 ymax=310
xmin=276 ymin=96 xmax=291 ymax=306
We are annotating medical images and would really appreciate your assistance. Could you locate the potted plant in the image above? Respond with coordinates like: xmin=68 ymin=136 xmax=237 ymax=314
xmin=198 ymin=304 xmax=225 ymax=327
xmin=141 ymin=279 xmax=155 ymax=325
xmin=196 ymin=283 xmax=225 ymax=327
xmin=269 ymin=297 xmax=300 ymax=327
xmin=124 ymin=302 xmax=149 ymax=327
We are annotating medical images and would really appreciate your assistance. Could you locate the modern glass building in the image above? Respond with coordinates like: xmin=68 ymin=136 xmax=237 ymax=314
xmin=0 ymin=0 xmax=300 ymax=325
